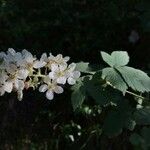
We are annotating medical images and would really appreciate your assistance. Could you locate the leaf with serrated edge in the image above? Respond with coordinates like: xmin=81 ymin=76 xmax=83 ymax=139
xmin=116 ymin=66 xmax=150 ymax=92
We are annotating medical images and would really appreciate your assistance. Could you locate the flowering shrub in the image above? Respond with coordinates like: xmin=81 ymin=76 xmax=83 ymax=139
xmin=1 ymin=49 xmax=150 ymax=149
xmin=1 ymin=49 xmax=150 ymax=107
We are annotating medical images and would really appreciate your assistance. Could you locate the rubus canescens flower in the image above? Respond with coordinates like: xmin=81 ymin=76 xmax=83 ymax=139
xmin=48 ymin=63 xmax=80 ymax=85
xmin=0 ymin=48 xmax=81 ymax=101
xmin=44 ymin=53 xmax=70 ymax=69
xmin=39 ymin=76 xmax=64 ymax=100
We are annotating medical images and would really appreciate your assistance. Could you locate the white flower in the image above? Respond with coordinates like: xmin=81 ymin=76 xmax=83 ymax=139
xmin=22 ymin=49 xmax=36 ymax=64
xmin=22 ymin=50 xmax=47 ymax=70
xmin=66 ymin=63 xmax=81 ymax=85
xmin=33 ymin=53 xmax=47 ymax=69
xmin=17 ymin=69 xmax=29 ymax=80
xmin=46 ymin=53 xmax=70 ymax=69
xmin=49 ymin=63 xmax=80 ymax=85
xmin=49 ymin=64 xmax=68 ymax=84
xmin=0 ymin=71 xmax=13 ymax=95
xmin=0 ymin=48 xmax=80 ymax=101
xmin=52 ymin=54 xmax=70 ymax=66
xmin=6 ymin=63 xmax=18 ymax=75
xmin=6 ymin=49 xmax=23 ymax=67
xmin=5 ymin=68 xmax=26 ymax=99
xmin=21 ymin=49 xmax=37 ymax=70
xmin=39 ymin=76 xmax=64 ymax=100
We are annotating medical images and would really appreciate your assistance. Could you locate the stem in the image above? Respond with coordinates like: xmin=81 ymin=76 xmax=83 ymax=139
xmin=31 ymin=74 xmax=46 ymax=78
xmin=106 ymin=81 xmax=149 ymax=100
xmin=126 ymin=90 xmax=148 ymax=100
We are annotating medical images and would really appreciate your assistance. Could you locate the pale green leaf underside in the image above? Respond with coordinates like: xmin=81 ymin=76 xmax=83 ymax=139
xmin=101 ymin=52 xmax=113 ymax=67
xmin=101 ymin=51 xmax=129 ymax=67
xmin=117 ymin=66 xmax=150 ymax=92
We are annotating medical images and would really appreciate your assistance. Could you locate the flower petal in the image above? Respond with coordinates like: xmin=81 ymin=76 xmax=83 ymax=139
xmin=57 ymin=77 xmax=67 ymax=84
xmin=40 ymin=53 xmax=47 ymax=61
xmin=48 ymin=72 xmax=56 ymax=79
xmin=18 ymin=69 xmax=29 ymax=79
xmin=72 ymin=71 xmax=81 ymax=79
xmin=17 ymin=90 xmax=23 ymax=101
xmin=54 ymin=86 xmax=64 ymax=94
xmin=4 ymin=82 xmax=13 ymax=93
xmin=39 ymin=84 xmax=48 ymax=92
xmin=64 ymin=56 xmax=70 ymax=62
xmin=59 ymin=64 xmax=67 ymax=71
xmin=17 ymin=80 xmax=25 ymax=90
xmin=67 ymin=77 xmax=76 ymax=85
xmin=46 ymin=90 xmax=54 ymax=100
xmin=33 ymin=61 xmax=46 ymax=68
xmin=68 ymin=63 xmax=76 ymax=72
xmin=51 ymin=63 xmax=59 ymax=72
xmin=0 ymin=87 xmax=5 ymax=96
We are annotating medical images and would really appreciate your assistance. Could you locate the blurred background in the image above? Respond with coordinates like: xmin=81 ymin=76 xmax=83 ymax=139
xmin=0 ymin=0 xmax=149 ymax=149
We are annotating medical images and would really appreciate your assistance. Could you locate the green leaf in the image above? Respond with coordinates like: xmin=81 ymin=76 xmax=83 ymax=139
xmin=103 ymin=110 xmax=123 ymax=136
xmin=101 ymin=51 xmax=150 ymax=93
xmin=134 ymin=108 xmax=150 ymax=125
xmin=141 ymin=127 xmax=150 ymax=147
xmin=130 ymin=133 xmax=143 ymax=146
xmin=84 ymin=72 xmax=121 ymax=105
xmin=71 ymin=80 xmax=86 ymax=111
xmin=101 ymin=51 xmax=129 ymax=67
xmin=102 ymin=67 xmax=128 ymax=93
xmin=111 ymin=51 xmax=129 ymax=67
xmin=103 ymin=100 xmax=134 ymax=136
xmin=117 ymin=66 xmax=150 ymax=93
xmin=75 ymin=62 xmax=93 ymax=73
xmin=101 ymin=51 xmax=113 ymax=67
xmin=85 ymin=79 xmax=109 ymax=105
xmin=130 ymin=127 xmax=150 ymax=150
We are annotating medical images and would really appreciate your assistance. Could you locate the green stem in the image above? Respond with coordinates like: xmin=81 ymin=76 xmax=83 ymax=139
xmin=106 ymin=81 xmax=149 ymax=100
xmin=30 ymin=74 xmax=46 ymax=78
xmin=126 ymin=90 xmax=148 ymax=100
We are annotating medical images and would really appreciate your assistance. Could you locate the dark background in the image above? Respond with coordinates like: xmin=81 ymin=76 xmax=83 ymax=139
xmin=0 ymin=0 xmax=149 ymax=66
xmin=0 ymin=0 xmax=149 ymax=149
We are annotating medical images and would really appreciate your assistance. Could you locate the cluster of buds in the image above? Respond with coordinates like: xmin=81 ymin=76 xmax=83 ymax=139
xmin=0 ymin=48 xmax=80 ymax=100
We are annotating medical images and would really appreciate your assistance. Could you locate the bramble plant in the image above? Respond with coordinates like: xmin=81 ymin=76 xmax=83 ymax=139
xmin=71 ymin=51 xmax=150 ymax=110
xmin=0 ymin=49 xmax=150 ymax=105
xmin=1 ymin=49 xmax=150 ymax=149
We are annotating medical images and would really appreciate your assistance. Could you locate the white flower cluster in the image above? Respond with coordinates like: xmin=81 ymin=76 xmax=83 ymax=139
xmin=0 ymin=48 xmax=80 ymax=100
